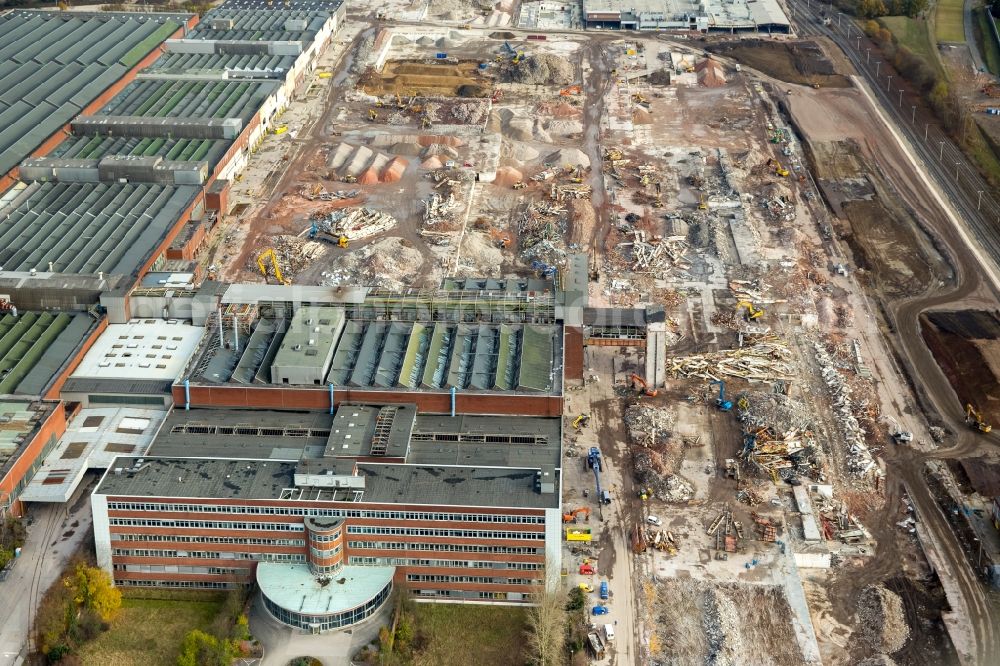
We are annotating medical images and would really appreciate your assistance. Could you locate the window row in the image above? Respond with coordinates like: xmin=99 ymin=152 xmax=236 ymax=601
xmin=347 ymin=541 xmax=543 ymax=555
xmin=107 ymin=502 xmax=543 ymax=524
xmin=347 ymin=526 xmax=545 ymax=540
xmin=108 ymin=519 xmax=304 ymax=531
xmin=349 ymin=556 xmax=542 ymax=570
xmin=114 ymin=564 xmax=249 ymax=575
xmin=115 ymin=579 xmax=242 ymax=590
xmin=111 ymin=549 xmax=305 ymax=563
xmin=111 ymin=534 xmax=305 ymax=546
xmin=405 ymin=574 xmax=540 ymax=585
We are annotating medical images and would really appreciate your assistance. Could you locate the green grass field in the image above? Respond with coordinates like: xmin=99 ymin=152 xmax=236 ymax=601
xmin=77 ymin=597 xmax=223 ymax=666
xmin=408 ymin=603 xmax=527 ymax=666
xmin=881 ymin=16 xmax=945 ymax=75
xmin=935 ymin=0 xmax=967 ymax=43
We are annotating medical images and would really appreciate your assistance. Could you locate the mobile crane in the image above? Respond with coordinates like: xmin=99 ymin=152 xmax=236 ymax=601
xmin=587 ymin=447 xmax=611 ymax=504
xmin=965 ymin=404 xmax=992 ymax=433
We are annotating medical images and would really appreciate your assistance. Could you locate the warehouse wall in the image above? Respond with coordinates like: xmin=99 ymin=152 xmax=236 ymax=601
xmin=0 ymin=402 xmax=67 ymax=517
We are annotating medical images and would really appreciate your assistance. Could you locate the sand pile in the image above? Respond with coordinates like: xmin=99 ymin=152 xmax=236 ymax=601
xmin=422 ymin=155 xmax=444 ymax=169
xmin=328 ymin=142 xmax=407 ymax=183
xmin=485 ymin=110 xmax=503 ymax=133
xmin=422 ymin=143 xmax=459 ymax=159
xmin=550 ymin=102 xmax=582 ymax=118
xmin=501 ymin=140 xmax=539 ymax=164
xmin=417 ymin=134 xmax=464 ymax=147
xmin=507 ymin=117 xmax=533 ymax=142
xmin=493 ymin=166 xmax=523 ymax=186
xmin=633 ymin=108 xmax=652 ymax=124
xmin=391 ymin=35 xmax=412 ymax=45
xmin=857 ymin=586 xmax=909 ymax=654
xmin=503 ymin=53 xmax=574 ymax=85
xmin=381 ymin=157 xmax=407 ymax=183
xmin=437 ymin=37 xmax=458 ymax=49
xmin=416 ymin=36 xmax=435 ymax=46
xmin=544 ymin=147 xmax=589 ymax=168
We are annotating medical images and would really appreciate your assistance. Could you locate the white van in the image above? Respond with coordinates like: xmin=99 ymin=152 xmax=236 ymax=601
xmin=604 ymin=623 xmax=615 ymax=641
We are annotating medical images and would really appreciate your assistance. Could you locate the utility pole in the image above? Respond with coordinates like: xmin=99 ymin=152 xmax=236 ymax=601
xmin=875 ymin=61 xmax=881 ymax=77
xmin=887 ymin=75 xmax=892 ymax=91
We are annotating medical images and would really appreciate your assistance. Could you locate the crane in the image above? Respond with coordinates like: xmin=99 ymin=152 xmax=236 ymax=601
xmin=736 ymin=300 xmax=764 ymax=320
xmin=257 ymin=249 xmax=289 ymax=285
xmin=965 ymin=404 xmax=992 ymax=433
xmin=709 ymin=380 xmax=733 ymax=411
xmin=586 ymin=447 xmax=611 ymax=504
xmin=629 ymin=373 xmax=657 ymax=397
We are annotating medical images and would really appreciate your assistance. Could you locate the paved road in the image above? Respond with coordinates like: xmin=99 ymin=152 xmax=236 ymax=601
xmin=793 ymin=7 xmax=1000 ymax=665
xmin=0 ymin=498 xmax=94 ymax=666
xmin=964 ymin=0 xmax=988 ymax=73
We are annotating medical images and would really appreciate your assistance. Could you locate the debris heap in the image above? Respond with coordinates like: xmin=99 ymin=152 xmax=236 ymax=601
xmin=623 ymin=403 xmax=674 ymax=447
xmin=668 ymin=341 xmax=796 ymax=382
xmin=857 ymin=585 xmax=910 ymax=654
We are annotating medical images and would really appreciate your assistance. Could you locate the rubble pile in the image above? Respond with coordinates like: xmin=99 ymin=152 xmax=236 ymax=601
xmin=739 ymin=393 xmax=820 ymax=483
xmin=702 ymin=586 xmax=744 ymax=665
xmin=614 ymin=231 xmax=691 ymax=274
xmin=514 ymin=201 xmax=567 ymax=263
xmin=502 ymin=53 xmax=574 ymax=85
xmin=668 ymin=341 xmax=796 ymax=381
xmin=634 ymin=449 xmax=694 ymax=502
xmin=249 ymin=236 xmax=326 ymax=282
xmin=623 ymin=403 xmax=675 ymax=447
xmin=857 ymin=585 xmax=910 ymax=654
xmin=321 ymin=237 xmax=424 ymax=290
xmin=813 ymin=340 xmax=878 ymax=477
xmin=311 ymin=207 xmax=397 ymax=241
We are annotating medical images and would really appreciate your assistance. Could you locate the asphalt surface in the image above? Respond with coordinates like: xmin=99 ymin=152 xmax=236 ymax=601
xmin=793 ymin=6 xmax=1000 ymax=664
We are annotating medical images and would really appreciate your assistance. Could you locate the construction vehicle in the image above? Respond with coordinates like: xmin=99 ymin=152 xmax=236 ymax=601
xmin=882 ymin=415 xmax=913 ymax=442
xmin=579 ymin=562 xmax=595 ymax=575
xmin=965 ymin=404 xmax=992 ymax=433
xmin=559 ymin=85 xmax=582 ymax=96
xmin=767 ymin=158 xmax=790 ymax=177
xmin=257 ymin=249 xmax=288 ymax=285
xmin=587 ymin=447 xmax=611 ymax=504
xmin=629 ymin=373 xmax=658 ymax=397
xmin=309 ymin=221 xmax=349 ymax=248
xmin=272 ymin=124 xmax=288 ymax=135
xmin=395 ymin=91 xmax=405 ymax=109
xmin=563 ymin=507 xmax=590 ymax=523
xmin=710 ymin=380 xmax=733 ymax=411
xmin=512 ymin=181 xmax=526 ymax=189
xmin=579 ymin=583 xmax=594 ymax=593
xmin=368 ymin=109 xmax=378 ymax=122
xmin=342 ymin=174 xmax=357 ymax=184
xmin=632 ymin=93 xmax=648 ymax=104
xmin=736 ymin=300 xmax=765 ymax=320
xmin=502 ymin=41 xmax=517 ymax=58
xmin=698 ymin=194 xmax=708 ymax=210
xmin=572 ymin=414 xmax=590 ymax=429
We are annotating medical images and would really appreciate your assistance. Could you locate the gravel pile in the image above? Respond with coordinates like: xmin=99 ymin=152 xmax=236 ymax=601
xmin=504 ymin=53 xmax=574 ymax=85
xmin=857 ymin=585 xmax=910 ymax=654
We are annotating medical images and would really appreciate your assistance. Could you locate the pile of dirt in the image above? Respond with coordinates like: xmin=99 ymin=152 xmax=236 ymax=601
xmin=546 ymin=119 xmax=583 ymax=137
xmin=422 ymin=143 xmax=459 ymax=159
xmin=327 ymin=142 xmax=408 ymax=183
xmin=460 ymin=232 xmax=504 ymax=272
xmin=457 ymin=84 xmax=490 ymax=98
xmin=857 ymin=585 xmax=910 ymax=654
xmin=416 ymin=36 xmax=435 ymax=46
xmin=544 ymin=147 xmax=589 ymax=168
xmin=705 ymin=39 xmax=851 ymax=88
xmin=493 ymin=165 xmax=523 ymax=186
xmin=648 ymin=69 xmax=671 ymax=85
xmin=381 ymin=157 xmax=407 ymax=183
xmin=325 ymin=237 xmax=424 ymax=290
xmin=501 ymin=140 xmax=539 ymax=164
xmin=633 ymin=108 xmax=652 ymax=124
xmin=634 ymin=449 xmax=693 ymax=502
xmin=422 ymin=155 xmax=444 ymax=169
xmin=503 ymin=53 xmax=574 ymax=85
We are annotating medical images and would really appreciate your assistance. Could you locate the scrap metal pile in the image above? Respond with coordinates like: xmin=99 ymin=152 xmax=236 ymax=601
xmin=738 ymin=392 xmax=822 ymax=484
xmin=616 ymin=230 xmax=691 ymax=274
xmin=514 ymin=201 xmax=567 ymax=263
xmin=668 ymin=341 xmax=796 ymax=382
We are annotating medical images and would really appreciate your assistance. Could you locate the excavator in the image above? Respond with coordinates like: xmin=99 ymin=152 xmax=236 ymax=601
xmin=559 ymin=85 xmax=582 ymax=96
xmin=767 ymin=158 xmax=789 ymax=177
xmin=257 ymin=249 xmax=289 ymax=285
xmin=736 ymin=300 xmax=765 ymax=320
xmin=710 ymin=380 xmax=733 ymax=411
xmin=572 ymin=414 xmax=591 ymax=429
xmin=965 ymin=404 xmax=992 ymax=433
xmin=629 ymin=373 xmax=658 ymax=397
xmin=368 ymin=108 xmax=378 ymax=122
xmin=562 ymin=507 xmax=590 ymax=523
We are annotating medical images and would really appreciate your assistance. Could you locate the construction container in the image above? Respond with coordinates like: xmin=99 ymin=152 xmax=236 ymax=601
xmin=565 ymin=526 xmax=592 ymax=542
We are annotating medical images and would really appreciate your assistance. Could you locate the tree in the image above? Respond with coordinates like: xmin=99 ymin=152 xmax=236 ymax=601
xmin=177 ymin=630 xmax=235 ymax=666
xmin=859 ymin=0 xmax=888 ymax=18
xmin=72 ymin=564 xmax=121 ymax=622
xmin=990 ymin=0 xmax=1000 ymax=18
xmin=525 ymin=567 xmax=567 ymax=666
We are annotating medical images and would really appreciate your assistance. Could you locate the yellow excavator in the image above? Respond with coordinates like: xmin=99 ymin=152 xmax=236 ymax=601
xmin=257 ymin=249 xmax=289 ymax=285
xmin=965 ymin=404 xmax=992 ymax=433
xmin=736 ymin=300 xmax=765 ymax=320
xmin=572 ymin=414 xmax=590 ymax=429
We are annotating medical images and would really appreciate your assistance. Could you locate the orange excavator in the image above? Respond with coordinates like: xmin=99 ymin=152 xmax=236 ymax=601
xmin=629 ymin=373 xmax=658 ymax=397
xmin=559 ymin=85 xmax=582 ymax=96
xmin=562 ymin=507 xmax=590 ymax=523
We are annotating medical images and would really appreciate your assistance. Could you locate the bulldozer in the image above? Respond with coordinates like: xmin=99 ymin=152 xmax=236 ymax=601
xmin=337 ymin=236 xmax=349 ymax=249
xmin=966 ymin=404 xmax=992 ymax=433
xmin=257 ymin=249 xmax=289 ymax=285
xmin=368 ymin=108 xmax=378 ymax=122
xmin=342 ymin=174 xmax=357 ymax=184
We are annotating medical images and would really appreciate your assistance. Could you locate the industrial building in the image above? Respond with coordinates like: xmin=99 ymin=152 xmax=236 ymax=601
xmin=0 ymin=10 xmax=196 ymax=190
xmin=91 ymin=405 xmax=560 ymax=629
xmin=581 ymin=0 xmax=790 ymax=32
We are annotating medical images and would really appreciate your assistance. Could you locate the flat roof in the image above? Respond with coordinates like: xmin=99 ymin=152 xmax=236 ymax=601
xmin=187 ymin=8 xmax=332 ymax=44
xmin=408 ymin=413 xmax=560 ymax=468
xmin=70 ymin=319 xmax=203 ymax=382
xmin=257 ymin=563 xmax=394 ymax=616
xmin=19 ymin=407 xmax=166 ymax=503
xmin=359 ymin=463 xmax=559 ymax=509
xmin=272 ymin=306 xmax=345 ymax=371
xmin=98 ymin=456 xmax=297 ymax=499
xmin=101 ymin=79 xmax=279 ymax=122
xmin=0 ymin=311 xmax=94 ymax=395
xmin=581 ymin=0 xmax=789 ymax=27
xmin=0 ymin=11 xmax=184 ymax=175
xmin=325 ymin=404 xmax=415 ymax=458
xmin=0 ymin=181 xmax=199 ymax=276
xmin=148 ymin=408 xmax=333 ymax=460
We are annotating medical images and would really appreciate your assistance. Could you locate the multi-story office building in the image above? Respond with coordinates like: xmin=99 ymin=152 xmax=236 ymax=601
xmin=92 ymin=405 xmax=561 ymax=631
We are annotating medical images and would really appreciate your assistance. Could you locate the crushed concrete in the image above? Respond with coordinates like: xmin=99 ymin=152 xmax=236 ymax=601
xmin=857 ymin=585 xmax=910 ymax=654
xmin=503 ymin=53 xmax=574 ymax=85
